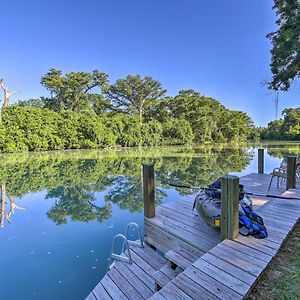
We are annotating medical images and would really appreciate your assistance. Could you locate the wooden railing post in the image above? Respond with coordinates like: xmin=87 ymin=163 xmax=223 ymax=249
xmin=258 ymin=148 xmax=264 ymax=174
xmin=143 ymin=164 xmax=155 ymax=218
xmin=221 ymin=175 xmax=239 ymax=241
xmin=286 ymin=156 xmax=297 ymax=190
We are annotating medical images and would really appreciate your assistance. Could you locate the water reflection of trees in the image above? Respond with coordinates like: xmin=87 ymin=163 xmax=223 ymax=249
xmin=266 ymin=144 xmax=300 ymax=159
xmin=46 ymin=184 xmax=112 ymax=225
xmin=0 ymin=145 xmax=253 ymax=226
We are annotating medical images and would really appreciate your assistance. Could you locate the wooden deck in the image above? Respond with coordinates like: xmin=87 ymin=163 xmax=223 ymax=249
xmin=86 ymin=173 xmax=300 ymax=300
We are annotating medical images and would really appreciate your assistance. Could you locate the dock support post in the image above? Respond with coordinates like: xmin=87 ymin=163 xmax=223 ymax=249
xmin=258 ymin=148 xmax=264 ymax=174
xmin=221 ymin=175 xmax=239 ymax=241
xmin=143 ymin=164 xmax=155 ymax=218
xmin=286 ymin=156 xmax=297 ymax=190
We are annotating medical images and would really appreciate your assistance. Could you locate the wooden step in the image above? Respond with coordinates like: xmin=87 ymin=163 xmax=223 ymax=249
xmin=173 ymin=245 xmax=199 ymax=262
xmin=153 ymin=264 xmax=181 ymax=291
xmin=165 ymin=246 xmax=199 ymax=270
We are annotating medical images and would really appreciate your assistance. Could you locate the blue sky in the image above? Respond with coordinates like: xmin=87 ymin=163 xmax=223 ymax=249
xmin=0 ymin=0 xmax=298 ymax=126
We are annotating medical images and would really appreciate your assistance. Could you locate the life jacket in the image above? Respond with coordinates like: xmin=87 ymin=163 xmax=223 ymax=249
xmin=208 ymin=179 xmax=246 ymax=200
xmin=239 ymin=205 xmax=268 ymax=239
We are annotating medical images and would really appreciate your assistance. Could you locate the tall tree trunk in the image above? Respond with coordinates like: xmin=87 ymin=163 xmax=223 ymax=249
xmin=139 ymin=107 xmax=143 ymax=126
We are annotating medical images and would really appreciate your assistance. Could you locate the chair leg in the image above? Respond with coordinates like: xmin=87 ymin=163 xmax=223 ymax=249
xmin=277 ymin=176 xmax=279 ymax=188
xmin=268 ymin=175 xmax=274 ymax=191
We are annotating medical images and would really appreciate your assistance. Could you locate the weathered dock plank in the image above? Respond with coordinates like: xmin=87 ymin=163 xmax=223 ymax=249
xmin=184 ymin=265 xmax=244 ymax=300
xmin=108 ymin=268 xmax=144 ymax=300
xmin=159 ymin=282 xmax=193 ymax=300
xmin=151 ymin=177 xmax=299 ymax=299
xmin=221 ymin=239 xmax=273 ymax=263
xmin=92 ymin=283 xmax=112 ymax=300
xmin=86 ymin=243 xmax=166 ymax=300
xmin=101 ymin=275 xmax=128 ymax=300
xmin=115 ymin=262 xmax=153 ymax=298
xmin=200 ymin=252 xmax=257 ymax=286
xmin=144 ymin=219 xmax=205 ymax=256
xmin=172 ymin=273 xmax=219 ymax=300
xmin=208 ymin=244 xmax=265 ymax=276
xmin=193 ymin=258 xmax=250 ymax=297
xmin=86 ymin=172 xmax=300 ymax=300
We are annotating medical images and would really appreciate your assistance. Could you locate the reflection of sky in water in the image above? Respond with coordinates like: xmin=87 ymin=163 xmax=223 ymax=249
xmin=0 ymin=142 xmax=299 ymax=300
xmin=1 ymin=190 xmax=145 ymax=300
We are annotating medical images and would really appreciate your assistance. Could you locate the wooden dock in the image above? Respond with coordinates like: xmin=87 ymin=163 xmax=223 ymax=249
xmin=86 ymin=172 xmax=300 ymax=300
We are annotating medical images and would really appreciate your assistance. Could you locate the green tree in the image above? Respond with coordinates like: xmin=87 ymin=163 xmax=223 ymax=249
xmin=281 ymin=107 xmax=300 ymax=139
xmin=106 ymin=114 xmax=143 ymax=147
xmin=41 ymin=69 xmax=109 ymax=112
xmin=141 ymin=120 xmax=163 ymax=146
xmin=261 ymin=107 xmax=300 ymax=140
xmin=168 ymin=90 xmax=255 ymax=143
xmin=162 ymin=118 xmax=194 ymax=145
xmin=220 ymin=111 xmax=256 ymax=142
xmin=107 ymin=75 xmax=166 ymax=124
xmin=16 ymin=98 xmax=45 ymax=108
xmin=89 ymin=94 xmax=112 ymax=115
xmin=267 ymin=0 xmax=300 ymax=91
xmin=168 ymin=90 xmax=225 ymax=142
xmin=77 ymin=112 xmax=108 ymax=148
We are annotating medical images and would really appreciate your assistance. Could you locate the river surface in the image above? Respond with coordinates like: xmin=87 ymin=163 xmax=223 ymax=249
xmin=0 ymin=141 xmax=299 ymax=300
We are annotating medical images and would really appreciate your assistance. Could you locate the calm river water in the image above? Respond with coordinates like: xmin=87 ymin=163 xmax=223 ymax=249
xmin=0 ymin=142 xmax=299 ymax=300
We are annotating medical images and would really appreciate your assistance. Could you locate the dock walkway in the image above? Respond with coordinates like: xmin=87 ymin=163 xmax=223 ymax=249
xmin=86 ymin=173 xmax=300 ymax=300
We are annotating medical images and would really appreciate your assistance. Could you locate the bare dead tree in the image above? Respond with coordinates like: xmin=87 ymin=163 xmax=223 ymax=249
xmin=0 ymin=181 xmax=25 ymax=228
xmin=0 ymin=78 xmax=20 ymax=110
xmin=6 ymin=195 xmax=25 ymax=223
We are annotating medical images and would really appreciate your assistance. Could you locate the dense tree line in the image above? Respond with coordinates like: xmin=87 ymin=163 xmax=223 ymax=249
xmin=261 ymin=107 xmax=300 ymax=140
xmin=0 ymin=69 xmax=258 ymax=152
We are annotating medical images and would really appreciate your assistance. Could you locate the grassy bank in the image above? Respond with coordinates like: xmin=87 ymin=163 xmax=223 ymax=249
xmin=247 ymin=222 xmax=300 ymax=300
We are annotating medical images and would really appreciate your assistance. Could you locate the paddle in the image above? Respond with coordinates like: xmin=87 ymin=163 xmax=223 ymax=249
xmin=168 ymin=182 xmax=202 ymax=189
xmin=168 ymin=182 xmax=300 ymax=200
